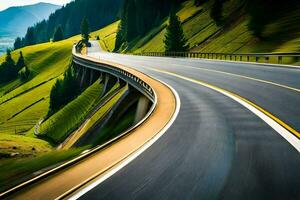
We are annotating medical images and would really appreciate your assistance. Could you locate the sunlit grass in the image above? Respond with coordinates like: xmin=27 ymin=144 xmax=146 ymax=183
xmin=39 ymin=81 xmax=104 ymax=143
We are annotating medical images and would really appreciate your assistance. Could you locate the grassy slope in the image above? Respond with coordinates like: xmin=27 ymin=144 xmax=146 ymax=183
xmin=62 ymin=84 xmax=128 ymax=149
xmin=39 ymin=81 xmax=104 ymax=143
xmin=0 ymin=23 xmax=118 ymax=157
xmin=0 ymin=40 xmax=75 ymax=155
xmin=90 ymin=21 xmax=119 ymax=52
xmin=124 ymin=0 xmax=300 ymax=55
xmin=0 ymin=147 xmax=84 ymax=192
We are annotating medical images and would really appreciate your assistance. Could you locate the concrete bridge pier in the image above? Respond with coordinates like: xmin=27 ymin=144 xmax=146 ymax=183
xmin=102 ymin=73 xmax=118 ymax=96
xmin=134 ymin=95 xmax=150 ymax=124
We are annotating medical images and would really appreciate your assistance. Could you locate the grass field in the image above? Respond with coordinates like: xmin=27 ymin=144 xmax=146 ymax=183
xmin=90 ymin=21 xmax=119 ymax=52
xmin=0 ymin=22 xmax=120 ymax=159
xmin=62 ymin=84 xmax=128 ymax=149
xmin=0 ymin=40 xmax=74 ymax=157
xmin=39 ymin=81 xmax=104 ymax=143
xmin=124 ymin=0 xmax=300 ymax=56
xmin=0 ymin=147 xmax=84 ymax=192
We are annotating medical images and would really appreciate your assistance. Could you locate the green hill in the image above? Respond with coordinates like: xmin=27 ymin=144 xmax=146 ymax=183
xmin=0 ymin=24 xmax=118 ymax=158
xmin=115 ymin=0 xmax=300 ymax=54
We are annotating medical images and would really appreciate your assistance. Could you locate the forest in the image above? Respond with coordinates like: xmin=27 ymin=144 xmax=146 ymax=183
xmin=14 ymin=0 xmax=123 ymax=49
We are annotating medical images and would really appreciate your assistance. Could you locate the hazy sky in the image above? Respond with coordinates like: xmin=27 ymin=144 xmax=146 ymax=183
xmin=0 ymin=0 xmax=72 ymax=11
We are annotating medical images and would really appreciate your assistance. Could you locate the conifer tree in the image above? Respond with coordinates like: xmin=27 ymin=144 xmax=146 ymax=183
xmin=81 ymin=17 xmax=90 ymax=44
xmin=0 ymin=50 xmax=18 ymax=83
xmin=114 ymin=0 xmax=129 ymax=51
xmin=16 ymin=51 xmax=26 ymax=71
xmin=194 ymin=0 xmax=208 ymax=7
xmin=164 ymin=11 xmax=189 ymax=52
xmin=125 ymin=0 xmax=138 ymax=41
xmin=14 ymin=37 xmax=22 ymax=50
xmin=25 ymin=27 xmax=36 ymax=46
xmin=53 ymin=26 xmax=64 ymax=42
xmin=210 ymin=0 xmax=223 ymax=26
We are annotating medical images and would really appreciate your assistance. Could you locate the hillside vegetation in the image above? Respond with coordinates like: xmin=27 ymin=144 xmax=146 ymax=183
xmin=0 ymin=25 xmax=117 ymax=158
xmin=0 ymin=24 xmax=135 ymax=192
xmin=17 ymin=0 xmax=123 ymax=48
xmin=113 ymin=0 xmax=300 ymax=54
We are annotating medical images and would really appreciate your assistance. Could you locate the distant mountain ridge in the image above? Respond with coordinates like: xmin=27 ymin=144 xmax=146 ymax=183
xmin=0 ymin=3 xmax=61 ymax=36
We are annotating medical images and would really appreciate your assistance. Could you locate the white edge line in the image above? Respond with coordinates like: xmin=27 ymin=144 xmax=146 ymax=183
xmin=158 ymin=71 xmax=300 ymax=153
xmin=218 ymin=88 xmax=300 ymax=153
xmin=68 ymin=81 xmax=181 ymax=200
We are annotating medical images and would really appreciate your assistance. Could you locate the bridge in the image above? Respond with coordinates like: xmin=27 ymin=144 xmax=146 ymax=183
xmin=2 ymin=41 xmax=300 ymax=200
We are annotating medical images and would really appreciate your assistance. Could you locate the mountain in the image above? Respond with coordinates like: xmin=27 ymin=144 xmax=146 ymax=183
xmin=19 ymin=0 xmax=123 ymax=48
xmin=0 ymin=3 xmax=61 ymax=37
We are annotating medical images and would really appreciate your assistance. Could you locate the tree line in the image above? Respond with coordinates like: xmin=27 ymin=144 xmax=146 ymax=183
xmin=0 ymin=51 xmax=30 ymax=84
xmin=49 ymin=18 xmax=91 ymax=116
xmin=115 ymin=0 xmax=300 ymax=52
xmin=14 ymin=0 xmax=123 ymax=50
xmin=114 ymin=0 xmax=186 ymax=51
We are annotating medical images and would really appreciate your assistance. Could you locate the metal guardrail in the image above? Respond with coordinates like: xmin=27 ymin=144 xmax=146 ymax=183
xmin=73 ymin=49 xmax=155 ymax=102
xmin=0 ymin=47 xmax=158 ymax=199
xmin=134 ymin=52 xmax=300 ymax=65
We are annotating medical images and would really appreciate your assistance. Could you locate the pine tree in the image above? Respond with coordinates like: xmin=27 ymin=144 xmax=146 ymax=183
xmin=194 ymin=0 xmax=208 ymax=7
xmin=53 ymin=26 xmax=64 ymax=42
xmin=114 ymin=0 xmax=130 ymax=51
xmin=164 ymin=11 xmax=189 ymax=52
xmin=16 ymin=51 xmax=26 ymax=71
xmin=81 ymin=17 xmax=90 ymax=44
xmin=4 ymin=50 xmax=16 ymax=71
xmin=114 ymin=22 xmax=125 ymax=51
xmin=210 ymin=0 xmax=223 ymax=26
xmin=0 ymin=50 xmax=18 ymax=83
xmin=25 ymin=27 xmax=36 ymax=46
xmin=125 ymin=0 xmax=138 ymax=41
xmin=14 ymin=37 xmax=22 ymax=50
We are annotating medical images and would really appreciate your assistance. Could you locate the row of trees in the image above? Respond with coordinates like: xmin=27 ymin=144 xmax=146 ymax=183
xmin=114 ymin=0 xmax=185 ymax=51
xmin=243 ymin=0 xmax=299 ymax=38
xmin=49 ymin=66 xmax=80 ymax=115
xmin=114 ymin=0 xmax=223 ymax=52
xmin=194 ymin=0 xmax=299 ymax=38
xmin=0 ymin=51 xmax=29 ymax=83
xmin=49 ymin=20 xmax=90 ymax=115
xmin=14 ymin=0 xmax=123 ymax=49
xmin=14 ymin=25 xmax=65 ymax=50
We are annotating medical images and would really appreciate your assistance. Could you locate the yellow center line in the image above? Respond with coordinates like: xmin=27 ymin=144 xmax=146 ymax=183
xmin=148 ymin=67 xmax=300 ymax=139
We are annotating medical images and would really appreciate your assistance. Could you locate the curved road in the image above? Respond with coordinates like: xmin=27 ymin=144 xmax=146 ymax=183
xmin=68 ymin=42 xmax=300 ymax=200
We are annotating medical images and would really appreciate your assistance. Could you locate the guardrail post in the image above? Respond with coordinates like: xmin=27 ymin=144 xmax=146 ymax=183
xmin=278 ymin=56 xmax=282 ymax=64
xmin=240 ymin=56 xmax=242 ymax=61
xmin=255 ymin=57 xmax=259 ymax=62
xmin=235 ymin=56 xmax=237 ymax=61
xmin=247 ymin=56 xmax=250 ymax=62
xmin=265 ymin=57 xmax=269 ymax=63
xmin=230 ymin=55 xmax=232 ymax=60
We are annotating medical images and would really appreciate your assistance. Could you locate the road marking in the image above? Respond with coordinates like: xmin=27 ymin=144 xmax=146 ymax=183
xmin=67 ymin=81 xmax=181 ymax=200
xmin=172 ymin=64 xmax=300 ymax=93
xmin=92 ymin=54 xmax=300 ymax=93
xmin=147 ymin=68 xmax=300 ymax=152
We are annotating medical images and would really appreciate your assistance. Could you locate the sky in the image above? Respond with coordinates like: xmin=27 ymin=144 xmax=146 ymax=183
xmin=0 ymin=0 xmax=72 ymax=11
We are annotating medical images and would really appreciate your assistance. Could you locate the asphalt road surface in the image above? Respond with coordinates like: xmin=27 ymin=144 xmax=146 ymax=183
xmin=79 ymin=42 xmax=300 ymax=200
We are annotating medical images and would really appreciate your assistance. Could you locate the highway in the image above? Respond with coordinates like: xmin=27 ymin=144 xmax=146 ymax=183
xmin=75 ymin=42 xmax=300 ymax=199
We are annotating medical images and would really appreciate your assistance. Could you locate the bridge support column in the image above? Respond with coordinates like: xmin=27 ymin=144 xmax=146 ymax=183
xmin=134 ymin=96 xmax=150 ymax=124
xmin=80 ymin=67 xmax=87 ymax=89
